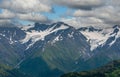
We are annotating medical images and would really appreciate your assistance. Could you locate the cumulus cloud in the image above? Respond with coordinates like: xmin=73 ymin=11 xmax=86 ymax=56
xmin=52 ymin=0 xmax=106 ymax=10
xmin=0 ymin=0 xmax=52 ymax=13
xmin=73 ymin=5 xmax=120 ymax=26
xmin=17 ymin=13 xmax=49 ymax=23
xmin=73 ymin=10 xmax=93 ymax=17
xmin=0 ymin=0 xmax=52 ymax=24
xmin=0 ymin=19 xmax=13 ymax=26
xmin=61 ymin=17 xmax=104 ymax=28
xmin=58 ymin=0 xmax=120 ymax=27
xmin=0 ymin=0 xmax=120 ymax=27
xmin=51 ymin=0 xmax=120 ymax=27
xmin=0 ymin=9 xmax=15 ymax=19
xmin=0 ymin=9 xmax=50 ymax=24
xmin=110 ymin=0 xmax=120 ymax=6
xmin=0 ymin=19 xmax=11 ymax=24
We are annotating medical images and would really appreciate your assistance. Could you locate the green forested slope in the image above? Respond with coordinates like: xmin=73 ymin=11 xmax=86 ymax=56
xmin=0 ymin=64 xmax=30 ymax=77
xmin=61 ymin=60 xmax=120 ymax=77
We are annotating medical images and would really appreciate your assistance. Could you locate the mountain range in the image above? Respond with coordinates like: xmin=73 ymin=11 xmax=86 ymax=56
xmin=0 ymin=22 xmax=120 ymax=77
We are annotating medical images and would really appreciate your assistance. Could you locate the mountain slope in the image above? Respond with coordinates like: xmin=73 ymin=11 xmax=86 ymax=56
xmin=0 ymin=63 xmax=30 ymax=77
xmin=61 ymin=60 xmax=120 ymax=77
xmin=19 ymin=22 xmax=91 ymax=77
xmin=78 ymin=25 xmax=120 ymax=70
xmin=0 ymin=26 xmax=26 ymax=66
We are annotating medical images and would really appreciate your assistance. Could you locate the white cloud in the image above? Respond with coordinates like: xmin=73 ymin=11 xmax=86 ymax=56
xmin=0 ymin=0 xmax=52 ymax=24
xmin=0 ymin=0 xmax=52 ymax=13
xmin=0 ymin=9 xmax=50 ymax=24
xmin=52 ymin=0 xmax=106 ymax=10
xmin=73 ymin=10 xmax=93 ymax=17
xmin=17 ymin=13 xmax=48 ymax=23
xmin=110 ymin=0 xmax=120 ymax=6
xmin=72 ymin=5 xmax=120 ymax=26
xmin=0 ymin=19 xmax=12 ymax=25
xmin=0 ymin=9 xmax=15 ymax=19
xmin=61 ymin=17 xmax=104 ymax=28
xmin=0 ymin=0 xmax=120 ymax=27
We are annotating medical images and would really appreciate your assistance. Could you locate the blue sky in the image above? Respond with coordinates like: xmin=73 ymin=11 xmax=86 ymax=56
xmin=0 ymin=9 xmax=2 ymax=13
xmin=0 ymin=0 xmax=120 ymax=27
xmin=44 ymin=5 xmax=68 ymax=20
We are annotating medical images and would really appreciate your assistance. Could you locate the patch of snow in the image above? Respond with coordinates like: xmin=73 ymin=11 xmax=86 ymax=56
xmin=52 ymin=36 xmax=60 ymax=44
xmin=51 ymin=33 xmax=64 ymax=44
xmin=9 ymin=36 xmax=14 ymax=44
xmin=109 ymin=28 xmax=120 ymax=46
xmin=21 ymin=24 xmax=69 ymax=49
xmin=0 ymin=33 xmax=5 ymax=37
xmin=68 ymin=32 xmax=74 ymax=38
xmin=59 ymin=36 xmax=63 ymax=40
xmin=80 ymin=27 xmax=114 ymax=51
xmin=13 ymin=31 xmax=16 ymax=36
xmin=25 ymin=43 xmax=34 ymax=50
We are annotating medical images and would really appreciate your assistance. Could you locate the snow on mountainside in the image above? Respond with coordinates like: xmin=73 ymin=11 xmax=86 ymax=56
xmin=79 ymin=25 xmax=120 ymax=51
xmin=0 ymin=27 xmax=26 ymax=45
xmin=109 ymin=26 xmax=120 ymax=46
xmin=20 ymin=23 xmax=120 ymax=51
xmin=20 ymin=22 xmax=69 ymax=49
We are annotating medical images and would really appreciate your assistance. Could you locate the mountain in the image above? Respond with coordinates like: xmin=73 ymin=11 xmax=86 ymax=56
xmin=77 ymin=25 xmax=120 ymax=70
xmin=61 ymin=60 xmax=120 ymax=77
xmin=19 ymin=22 xmax=91 ymax=77
xmin=0 ymin=22 xmax=120 ymax=77
xmin=0 ymin=22 xmax=91 ymax=77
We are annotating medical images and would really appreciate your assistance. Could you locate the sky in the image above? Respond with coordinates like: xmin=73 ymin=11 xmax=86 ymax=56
xmin=0 ymin=0 xmax=120 ymax=28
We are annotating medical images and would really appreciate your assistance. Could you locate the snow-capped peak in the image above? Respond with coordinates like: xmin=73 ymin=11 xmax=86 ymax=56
xmin=79 ymin=25 xmax=120 ymax=51
xmin=20 ymin=23 xmax=69 ymax=49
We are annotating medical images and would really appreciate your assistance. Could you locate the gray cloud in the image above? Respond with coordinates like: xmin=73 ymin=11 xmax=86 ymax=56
xmin=0 ymin=0 xmax=52 ymax=13
xmin=0 ymin=19 xmax=12 ymax=24
xmin=110 ymin=0 xmax=120 ymax=6
xmin=73 ymin=5 xmax=120 ymax=26
xmin=61 ymin=17 xmax=104 ymax=28
xmin=0 ymin=0 xmax=120 ymax=27
xmin=56 ymin=0 xmax=120 ymax=27
xmin=0 ymin=0 xmax=52 ymax=24
xmin=0 ymin=9 xmax=50 ymax=24
xmin=17 ymin=13 xmax=49 ymax=23
xmin=0 ymin=9 xmax=15 ymax=19
xmin=52 ymin=0 xmax=106 ymax=10
xmin=0 ymin=19 xmax=14 ymax=26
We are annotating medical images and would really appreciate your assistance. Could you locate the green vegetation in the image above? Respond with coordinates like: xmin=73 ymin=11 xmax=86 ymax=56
xmin=19 ymin=57 xmax=63 ymax=77
xmin=0 ymin=64 xmax=30 ymax=77
xmin=2 ymin=59 xmax=120 ymax=77
xmin=39 ymin=36 xmax=89 ymax=72
xmin=61 ymin=60 xmax=120 ymax=77
xmin=19 ymin=37 xmax=87 ymax=77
